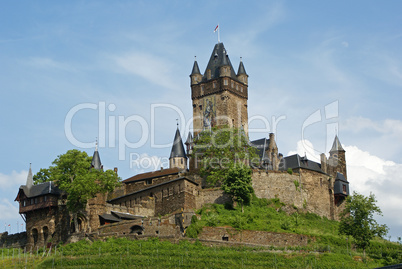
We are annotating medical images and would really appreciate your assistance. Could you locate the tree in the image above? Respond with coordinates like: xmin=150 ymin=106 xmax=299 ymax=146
xmin=192 ymin=126 xmax=259 ymax=186
xmin=33 ymin=149 xmax=121 ymax=232
xmin=339 ymin=192 xmax=388 ymax=256
xmin=221 ymin=164 xmax=254 ymax=213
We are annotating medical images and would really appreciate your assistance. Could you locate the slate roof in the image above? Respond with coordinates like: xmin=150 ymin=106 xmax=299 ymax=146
xmin=330 ymin=135 xmax=345 ymax=152
xmin=202 ymin=43 xmax=238 ymax=82
xmin=281 ymin=154 xmax=324 ymax=174
xmin=122 ymin=167 xmax=180 ymax=184
xmin=250 ymin=138 xmax=270 ymax=161
xmin=91 ymin=149 xmax=102 ymax=170
xmin=185 ymin=132 xmax=193 ymax=145
xmin=170 ymin=128 xmax=187 ymax=159
xmin=17 ymin=181 xmax=61 ymax=199
xmin=237 ymin=59 xmax=248 ymax=76
xmin=99 ymin=213 xmax=120 ymax=223
xmin=191 ymin=60 xmax=201 ymax=75
xmin=111 ymin=211 xmax=141 ymax=220
xmin=335 ymin=172 xmax=348 ymax=183
xmin=109 ymin=177 xmax=198 ymax=203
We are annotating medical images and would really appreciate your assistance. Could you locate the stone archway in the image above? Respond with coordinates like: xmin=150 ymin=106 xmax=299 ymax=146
xmin=42 ymin=226 xmax=49 ymax=243
xmin=32 ymin=228 xmax=39 ymax=245
xmin=130 ymin=225 xmax=144 ymax=235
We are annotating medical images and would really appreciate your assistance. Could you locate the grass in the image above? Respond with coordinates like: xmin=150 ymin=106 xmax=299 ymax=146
xmin=0 ymin=238 xmax=390 ymax=268
xmin=1 ymin=197 xmax=401 ymax=268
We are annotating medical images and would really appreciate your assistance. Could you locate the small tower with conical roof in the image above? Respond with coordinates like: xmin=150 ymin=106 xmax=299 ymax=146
xmin=190 ymin=57 xmax=202 ymax=86
xmin=169 ymin=127 xmax=188 ymax=170
xmin=237 ymin=57 xmax=248 ymax=85
xmin=26 ymin=163 xmax=33 ymax=192
xmin=327 ymin=135 xmax=347 ymax=179
xmin=190 ymin=43 xmax=249 ymax=136
xmin=91 ymin=140 xmax=103 ymax=170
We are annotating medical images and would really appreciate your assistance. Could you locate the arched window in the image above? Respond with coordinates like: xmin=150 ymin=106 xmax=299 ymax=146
xmin=42 ymin=226 xmax=49 ymax=242
xmin=130 ymin=225 xmax=144 ymax=235
xmin=32 ymin=228 xmax=38 ymax=245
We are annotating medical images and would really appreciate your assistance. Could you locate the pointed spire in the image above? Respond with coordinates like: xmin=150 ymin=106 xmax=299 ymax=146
xmin=237 ymin=57 xmax=248 ymax=76
xmin=185 ymin=132 xmax=193 ymax=146
xmin=191 ymin=56 xmax=201 ymax=75
xmin=91 ymin=139 xmax=102 ymax=170
xmin=203 ymin=42 xmax=237 ymax=81
xmin=330 ymin=135 xmax=345 ymax=152
xmin=170 ymin=127 xmax=187 ymax=159
xmin=26 ymin=163 xmax=33 ymax=190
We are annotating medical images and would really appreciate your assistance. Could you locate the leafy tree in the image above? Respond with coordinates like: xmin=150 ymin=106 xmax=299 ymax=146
xmin=339 ymin=192 xmax=388 ymax=256
xmin=33 ymin=149 xmax=121 ymax=232
xmin=221 ymin=164 xmax=254 ymax=213
xmin=192 ymin=126 xmax=259 ymax=186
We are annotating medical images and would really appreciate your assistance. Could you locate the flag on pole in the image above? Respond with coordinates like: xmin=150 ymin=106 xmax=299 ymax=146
xmin=214 ymin=25 xmax=219 ymax=32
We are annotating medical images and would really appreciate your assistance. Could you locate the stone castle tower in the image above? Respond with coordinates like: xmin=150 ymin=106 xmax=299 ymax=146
xmin=169 ymin=127 xmax=187 ymax=170
xmin=190 ymin=43 xmax=249 ymax=136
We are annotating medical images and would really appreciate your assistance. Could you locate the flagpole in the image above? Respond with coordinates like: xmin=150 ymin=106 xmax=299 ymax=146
xmin=218 ymin=24 xmax=220 ymax=43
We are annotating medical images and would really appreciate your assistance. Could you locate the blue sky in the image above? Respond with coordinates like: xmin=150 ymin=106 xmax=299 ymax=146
xmin=1 ymin=1 xmax=402 ymax=240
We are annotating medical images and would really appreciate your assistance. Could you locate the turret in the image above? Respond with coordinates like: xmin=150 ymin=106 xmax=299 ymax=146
xmin=328 ymin=135 xmax=347 ymax=179
xmin=26 ymin=163 xmax=33 ymax=191
xmin=237 ymin=57 xmax=248 ymax=85
xmin=91 ymin=140 xmax=103 ymax=170
xmin=190 ymin=57 xmax=202 ymax=85
xmin=169 ymin=127 xmax=187 ymax=170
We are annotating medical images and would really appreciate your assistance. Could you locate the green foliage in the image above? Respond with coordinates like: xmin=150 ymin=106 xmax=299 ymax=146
xmin=339 ymin=192 xmax=389 ymax=252
xmin=287 ymin=168 xmax=293 ymax=175
xmin=33 ymin=149 xmax=121 ymax=214
xmin=221 ymin=164 xmax=254 ymax=210
xmin=26 ymin=237 xmax=391 ymax=268
xmin=293 ymin=180 xmax=299 ymax=190
xmin=192 ymin=127 xmax=259 ymax=186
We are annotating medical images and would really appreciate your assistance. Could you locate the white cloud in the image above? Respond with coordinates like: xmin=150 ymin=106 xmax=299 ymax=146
xmin=112 ymin=52 xmax=180 ymax=91
xmin=0 ymin=198 xmax=19 ymax=221
xmin=346 ymin=145 xmax=402 ymax=235
xmin=288 ymin=140 xmax=402 ymax=239
xmin=0 ymin=170 xmax=27 ymax=191
xmin=287 ymin=139 xmax=321 ymax=162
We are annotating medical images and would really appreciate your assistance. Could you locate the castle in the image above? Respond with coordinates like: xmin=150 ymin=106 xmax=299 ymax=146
xmin=13 ymin=42 xmax=350 ymax=250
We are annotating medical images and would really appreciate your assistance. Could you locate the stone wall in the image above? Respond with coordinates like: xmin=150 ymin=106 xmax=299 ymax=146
xmin=96 ymin=215 xmax=181 ymax=238
xmin=110 ymin=178 xmax=198 ymax=217
xmin=196 ymin=188 xmax=231 ymax=209
xmin=0 ymin=232 xmax=27 ymax=248
xmin=198 ymin=227 xmax=311 ymax=247
xmin=125 ymin=174 xmax=180 ymax=194
xmin=25 ymin=205 xmax=70 ymax=250
xmin=252 ymin=169 xmax=335 ymax=220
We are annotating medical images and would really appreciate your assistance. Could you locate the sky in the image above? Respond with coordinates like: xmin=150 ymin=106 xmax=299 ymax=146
xmin=1 ymin=1 xmax=401 ymax=240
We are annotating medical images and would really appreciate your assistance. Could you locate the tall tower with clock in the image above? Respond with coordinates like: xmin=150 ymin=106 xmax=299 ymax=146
xmin=190 ymin=42 xmax=249 ymax=136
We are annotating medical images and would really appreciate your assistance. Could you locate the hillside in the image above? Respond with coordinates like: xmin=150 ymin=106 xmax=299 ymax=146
xmin=1 ymin=197 xmax=401 ymax=268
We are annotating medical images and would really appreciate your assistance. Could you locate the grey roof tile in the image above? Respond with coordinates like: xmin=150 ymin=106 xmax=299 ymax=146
xmin=202 ymin=43 xmax=238 ymax=82
xmin=170 ymin=128 xmax=187 ymax=159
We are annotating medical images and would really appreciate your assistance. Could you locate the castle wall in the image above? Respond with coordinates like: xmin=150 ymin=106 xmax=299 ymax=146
xmin=0 ymin=232 xmax=27 ymax=248
xmin=252 ymin=170 xmax=334 ymax=219
xmin=124 ymin=173 xmax=180 ymax=194
xmin=25 ymin=205 xmax=70 ymax=250
xmin=196 ymin=188 xmax=231 ymax=209
xmin=110 ymin=178 xmax=198 ymax=217
xmin=198 ymin=227 xmax=310 ymax=248
xmin=96 ymin=215 xmax=181 ymax=238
